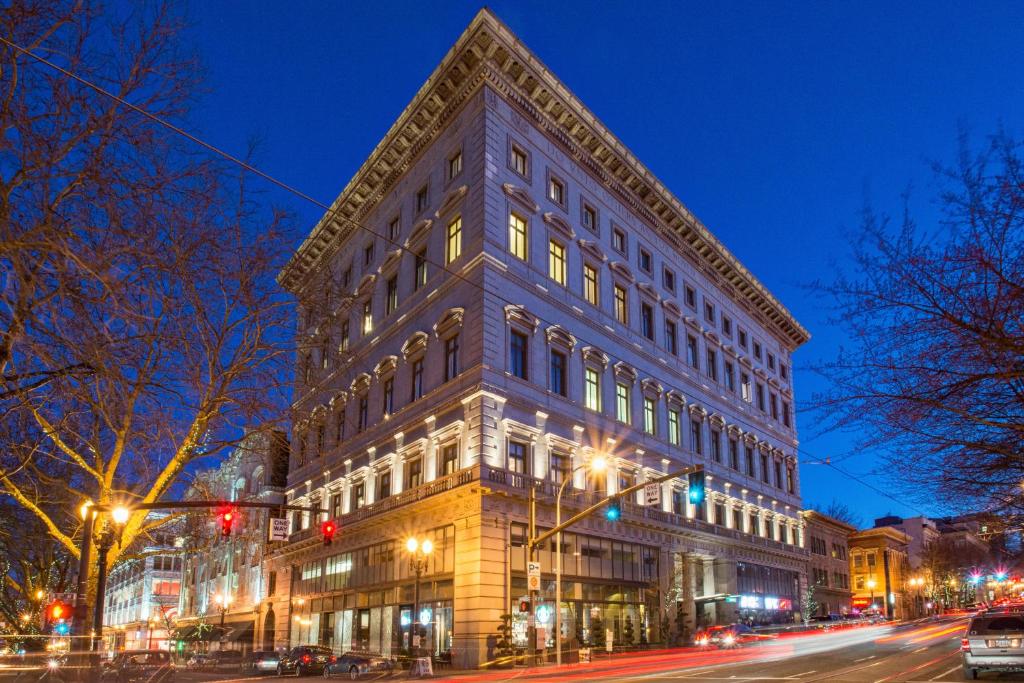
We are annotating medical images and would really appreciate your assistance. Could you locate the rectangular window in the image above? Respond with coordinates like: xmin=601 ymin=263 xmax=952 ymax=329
xmin=738 ymin=328 xmax=748 ymax=349
xmin=761 ymin=453 xmax=770 ymax=483
xmin=638 ymin=248 xmax=652 ymax=273
xmin=614 ymin=285 xmax=628 ymax=324
xmin=710 ymin=430 xmax=722 ymax=463
xmin=362 ymin=300 xmax=373 ymax=335
xmin=664 ymin=320 xmax=677 ymax=355
xmin=582 ymin=203 xmax=597 ymax=233
xmin=549 ymin=452 xmax=569 ymax=485
xmin=357 ymin=397 xmax=368 ymax=432
xmin=770 ymin=393 xmax=779 ymax=420
xmin=753 ymin=341 xmax=762 ymax=361
xmin=706 ymin=348 xmax=718 ymax=381
xmin=616 ymin=382 xmax=631 ymax=424
xmin=704 ymin=300 xmax=715 ymax=323
xmin=783 ymin=402 xmax=792 ymax=428
xmin=388 ymin=216 xmax=400 ymax=241
xmin=643 ymin=397 xmax=656 ymax=435
xmin=767 ymin=353 xmax=776 ymax=371
xmin=377 ymin=470 xmax=391 ymax=500
xmin=509 ymin=213 xmax=528 ymax=260
xmin=447 ymin=150 xmax=462 ymax=180
xmin=756 ymin=383 xmax=766 ymax=412
xmin=335 ymin=409 xmax=345 ymax=444
xmin=690 ymin=420 xmax=702 ymax=455
xmin=444 ymin=335 xmax=459 ymax=382
xmin=672 ymin=489 xmax=685 ymax=516
xmin=548 ymin=175 xmax=565 ymax=205
xmin=640 ymin=303 xmax=654 ymax=340
xmin=382 ymin=377 xmax=394 ymax=416
xmin=548 ymin=240 xmax=567 ymax=285
xmin=733 ymin=508 xmax=743 ymax=531
xmin=663 ymin=267 xmax=676 ymax=292
xmin=686 ymin=335 xmax=698 ymax=368
xmin=446 ymin=217 xmax=461 ymax=264
xmin=410 ymin=359 xmax=424 ymax=402
xmin=414 ymin=250 xmax=427 ymax=290
xmin=668 ymin=408 xmax=681 ymax=446
xmin=745 ymin=445 xmax=755 ymax=477
xmin=342 ymin=266 xmax=352 ymax=289
xmin=750 ymin=513 xmax=760 ymax=536
xmin=405 ymin=458 xmax=422 ymax=488
xmin=722 ymin=316 xmax=732 ymax=337
xmin=729 ymin=438 xmax=739 ymax=470
xmin=584 ymin=368 xmax=601 ymax=411
xmin=330 ymin=493 xmax=342 ymax=520
xmin=364 ymin=242 xmax=375 ymax=266
xmin=724 ymin=361 xmax=735 ymax=392
xmin=385 ymin=276 xmax=398 ymax=315
xmin=780 ymin=363 xmax=789 ymax=380
xmin=550 ymin=350 xmax=567 ymax=396
xmin=774 ymin=460 xmax=783 ymax=489
xmin=612 ymin=227 xmax=627 ymax=255
xmin=510 ymin=330 xmax=529 ymax=380
xmin=714 ymin=503 xmax=726 ymax=526
xmin=684 ymin=285 xmax=696 ymax=309
xmin=351 ymin=482 xmax=365 ymax=511
xmin=440 ymin=444 xmax=459 ymax=476
xmin=741 ymin=373 xmax=752 ymax=402
xmin=511 ymin=144 xmax=528 ymax=177
xmin=787 ymin=466 xmax=795 ymax=494
xmin=583 ymin=263 xmax=599 ymax=305
xmin=508 ymin=440 xmax=528 ymax=474
xmin=416 ymin=185 xmax=428 ymax=213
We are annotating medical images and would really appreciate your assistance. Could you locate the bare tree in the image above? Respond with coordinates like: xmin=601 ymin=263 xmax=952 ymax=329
xmin=0 ymin=0 xmax=293 ymax=607
xmin=812 ymin=131 xmax=1024 ymax=516
xmin=809 ymin=499 xmax=862 ymax=528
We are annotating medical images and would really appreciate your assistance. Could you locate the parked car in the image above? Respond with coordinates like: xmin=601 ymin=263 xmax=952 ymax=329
xmin=100 ymin=650 xmax=174 ymax=683
xmin=962 ymin=612 xmax=1024 ymax=679
xmin=241 ymin=651 xmax=281 ymax=675
xmin=322 ymin=652 xmax=393 ymax=680
xmin=209 ymin=650 xmax=243 ymax=668
xmin=276 ymin=646 xmax=333 ymax=676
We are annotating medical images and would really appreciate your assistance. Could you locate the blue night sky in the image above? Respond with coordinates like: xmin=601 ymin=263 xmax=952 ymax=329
xmin=178 ymin=1 xmax=1024 ymax=525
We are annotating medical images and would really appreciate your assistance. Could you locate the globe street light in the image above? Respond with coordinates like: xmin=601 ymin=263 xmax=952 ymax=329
xmin=405 ymin=537 xmax=433 ymax=657
xmin=554 ymin=455 xmax=607 ymax=666
xmin=213 ymin=593 xmax=233 ymax=628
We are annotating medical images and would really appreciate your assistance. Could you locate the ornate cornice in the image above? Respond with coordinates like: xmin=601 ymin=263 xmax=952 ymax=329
xmin=279 ymin=9 xmax=809 ymax=349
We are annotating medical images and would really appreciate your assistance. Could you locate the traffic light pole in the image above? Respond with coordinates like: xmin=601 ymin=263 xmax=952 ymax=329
xmin=528 ymin=485 xmax=538 ymax=664
xmin=72 ymin=512 xmax=94 ymax=651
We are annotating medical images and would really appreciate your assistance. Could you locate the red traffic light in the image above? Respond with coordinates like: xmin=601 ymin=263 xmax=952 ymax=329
xmin=218 ymin=506 xmax=236 ymax=537
xmin=321 ymin=520 xmax=337 ymax=546
xmin=519 ymin=599 xmax=530 ymax=613
xmin=47 ymin=600 xmax=70 ymax=621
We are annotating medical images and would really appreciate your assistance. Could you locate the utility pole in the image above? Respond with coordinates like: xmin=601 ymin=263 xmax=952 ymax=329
xmin=528 ymin=485 xmax=537 ymax=664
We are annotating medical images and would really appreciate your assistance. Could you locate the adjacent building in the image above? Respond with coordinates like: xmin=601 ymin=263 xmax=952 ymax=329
xmin=849 ymin=527 xmax=910 ymax=619
xmin=801 ymin=510 xmax=854 ymax=616
xmin=270 ymin=9 xmax=810 ymax=668
xmin=176 ymin=430 xmax=289 ymax=652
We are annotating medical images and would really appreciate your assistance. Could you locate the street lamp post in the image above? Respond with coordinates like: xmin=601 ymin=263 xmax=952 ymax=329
xmin=554 ymin=456 xmax=607 ymax=666
xmin=405 ymin=537 xmax=433 ymax=658
xmin=92 ymin=506 xmax=130 ymax=652
xmin=867 ymin=579 xmax=877 ymax=615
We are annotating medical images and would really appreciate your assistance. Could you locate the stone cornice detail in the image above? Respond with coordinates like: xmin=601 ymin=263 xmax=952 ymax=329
xmin=543 ymin=211 xmax=575 ymax=240
xmin=436 ymin=184 xmax=469 ymax=218
xmin=504 ymin=304 xmax=540 ymax=332
xmin=577 ymin=239 xmax=607 ymax=263
xmin=502 ymin=183 xmax=539 ymax=213
xmin=609 ymin=261 xmax=635 ymax=285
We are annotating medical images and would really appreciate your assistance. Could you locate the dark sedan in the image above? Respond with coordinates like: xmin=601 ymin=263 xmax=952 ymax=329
xmin=100 ymin=650 xmax=174 ymax=683
xmin=322 ymin=653 xmax=393 ymax=680
xmin=276 ymin=646 xmax=333 ymax=676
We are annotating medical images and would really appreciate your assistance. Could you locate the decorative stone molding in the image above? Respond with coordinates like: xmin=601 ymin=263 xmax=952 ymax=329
xmin=504 ymin=304 xmax=540 ymax=332
xmin=401 ymin=331 xmax=429 ymax=360
xmin=373 ymin=355 xmax=398 ymax=379
xmin=581 ymin=346 xmax=609 ymax=368
xmin=742 ymin=432 xmax=759 ymax=446
xmin=665 ymin=390 xmax=686 ymax=408
xmin=577 ymin=239 xmax=608 ymax=263
xmin=355 ymin=273 xmax=376 ymax=298
xmin=406 ymin=218 xmax=433 ymax=248
xmin=380 ymin=248 xmax=403 ymax=273
xmin=661 ymin=299 xmax=682 ymax=318
xmin=727 ymin=424 xmax=743 ymax=438
xmin=703 ymin=329 xmax=721 ymax=346
xmin=613 ymin=361 xmax=637 ymax=384
xmin=543 ymin=211 xmax=575 ymax=240
xmin=738 ymin=355 xmax=754 ymax=368
xmin=436 ymin=184 xmax=469 ymax=218
xmin=329 ymin=391 xmax=348 ymax=407
xmin=637 ymin=282 xmax=660 ymax=302
xmin=350 ymin=372 xmax=372 ymax=395
xmin=683 ymin=315 xmax=702 ymax=331
xmin=708 ymin=413 xmax=727 ymax=430
xmin=609 ymin=261 xmax=636 ymax=284
xmin=688 ymin=403 xmax=708 ymax=420
xmin=433 ymin=307 xmax=465 ymax=338
xmin=758 ymin=441 xmax=772 ymax=454
xmin=502 ymin=183 xmax=539 ymax=213
xmin=544 ymin=325 xmax=577 ymax=351
xmin=310 ymin=404 xmax=328 ymax=421
xmin=640 ymin=378 xmax=663 ymax=397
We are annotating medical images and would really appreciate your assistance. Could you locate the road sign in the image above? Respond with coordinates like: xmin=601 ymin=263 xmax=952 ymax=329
xmin=527 ymin=561 xmax=541 ymax=591
xmin=643 ymin=482 xmax=661 ymax=507
xmin=606 ymin=628 xmax=614 ymax=653
xmin=268 ymin=517 xmax=289 ymax=541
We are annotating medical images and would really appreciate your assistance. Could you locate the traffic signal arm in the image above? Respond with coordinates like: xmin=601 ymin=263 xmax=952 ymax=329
xmin=530 ymin=463 xmax=703 ymax=550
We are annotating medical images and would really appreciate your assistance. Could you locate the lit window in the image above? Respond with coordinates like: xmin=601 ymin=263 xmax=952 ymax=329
xmin=616 ymin=383 xmax=630 ymax=424
xmin=446 ymin=216 xmax=462 ymax=264
xmin=362 ymin=300 xmax=372 ymax=335
xmin=440 ymin=444 xmax=459 ymax=476
xmin=668 ymin=409 xmax=681 ymax=446
xmin=509 ymin=213 xmax=528 ymax=261
xmin=508 ymin=440 xmax=528 ymax=474
xmin=583 ymin=264 xmax=599 ymax=305
xmin=614 ymin=285 xmax=628 ymax=324
xmin=741 ymin=373 xmax=752 ymax=402
xmin=584 ymin=368 xmax=601 ymax=411
xmin=643 ymin=397 xmax=656 ymax=435
xmin=548 ymin=240 xmax=567 ymax=285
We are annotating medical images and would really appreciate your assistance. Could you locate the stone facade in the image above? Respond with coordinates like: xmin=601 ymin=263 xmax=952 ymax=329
xmin=801 ymin=510 xmax=854 ymax=616
xmin=271 ymin=9 xmax=810 ymax=668
xmin=849 ymin=527 xmax=910 ymax=620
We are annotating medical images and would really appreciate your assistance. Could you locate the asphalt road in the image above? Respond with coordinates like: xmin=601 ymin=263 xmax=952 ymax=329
xmin=184 ymin=615 xmax=1007 ymax=683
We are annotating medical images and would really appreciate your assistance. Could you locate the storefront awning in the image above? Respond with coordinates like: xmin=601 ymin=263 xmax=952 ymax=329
xmin=223 ymin=621 xmax=254 ymax=643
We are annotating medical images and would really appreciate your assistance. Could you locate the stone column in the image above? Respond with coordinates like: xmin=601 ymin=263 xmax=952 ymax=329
xmin=453 ymin=496 xmax=507 ymax=669
xmin=714 ymin=558 xmax=739 ymax=624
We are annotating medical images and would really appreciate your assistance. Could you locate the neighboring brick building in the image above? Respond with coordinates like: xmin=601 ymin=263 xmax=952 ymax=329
xmin=270 ymin=9 xmax=810 ymax=667
xmin=801 ymin=510 xmax=854 ymax=616
xmin=849 ymin=527 xmax=910 ymax=619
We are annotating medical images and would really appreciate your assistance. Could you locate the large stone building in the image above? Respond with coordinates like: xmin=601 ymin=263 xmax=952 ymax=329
xmin=849 ymin=527 xmax=910 ymax=620
xmin=801 ymin=510 xmax=854 ymax=616
xmin=176 ymin=430 xmax=288 ymax=653
xmin=269 ymin=9 xmax=810 ymax=668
